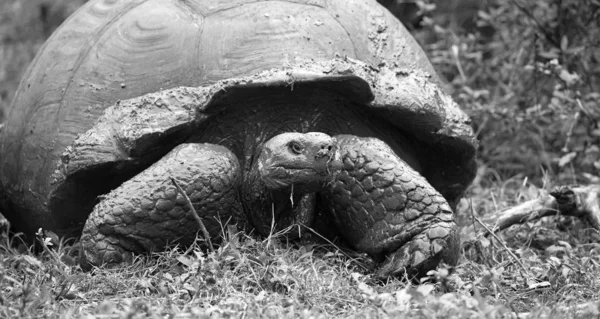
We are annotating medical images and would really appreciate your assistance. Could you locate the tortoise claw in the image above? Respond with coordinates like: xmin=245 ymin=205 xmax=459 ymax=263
xmin=80 ymin=233 xmax=135 ymax=271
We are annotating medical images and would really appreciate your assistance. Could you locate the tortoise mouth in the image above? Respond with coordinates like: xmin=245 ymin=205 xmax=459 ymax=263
xmin=270 ymin=166 xmax=329 ymax=174
xmin=259 ymin=155 xmax=339 ymax=190
xmin=269 ymin=156 xmax=338 ymax=174
xmin=260 ymin=167 xmax=333 ymax=191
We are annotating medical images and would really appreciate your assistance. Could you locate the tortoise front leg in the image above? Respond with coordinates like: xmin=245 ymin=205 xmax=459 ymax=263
xmin=80 ymin=143 xmax=242 ymax=268
xmin=323 ymin=135 xmax=459 ymax=279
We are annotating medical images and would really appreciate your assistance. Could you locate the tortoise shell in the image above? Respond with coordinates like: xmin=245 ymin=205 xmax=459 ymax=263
xmin=0 ymin=0 xmax=476 ymax=236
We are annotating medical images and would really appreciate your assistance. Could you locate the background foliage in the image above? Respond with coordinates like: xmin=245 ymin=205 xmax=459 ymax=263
xmin=416 ymin=0 xmax=600 ymax=185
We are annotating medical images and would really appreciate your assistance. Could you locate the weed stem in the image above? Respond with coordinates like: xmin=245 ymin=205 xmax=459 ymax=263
xmin=170 ymin=177 xmax=214 ymax=253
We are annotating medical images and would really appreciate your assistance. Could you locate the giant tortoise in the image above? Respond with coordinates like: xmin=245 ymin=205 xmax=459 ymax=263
xmin=0 ymin=0 xmax=477 ymax=278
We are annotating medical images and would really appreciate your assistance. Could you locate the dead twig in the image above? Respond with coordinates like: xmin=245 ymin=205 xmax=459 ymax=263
xmin=471 ymin=208 xmax=530 ymax=276
xmin=477 ymin=185 xmax=600 ymax=235
xmin=170 ymin=177 xmax=214 ymax=252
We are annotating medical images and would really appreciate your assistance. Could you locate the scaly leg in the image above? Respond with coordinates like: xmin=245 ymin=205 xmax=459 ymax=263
xmin=80 ymin=143 xmax=242 ymax=268
xmin=323 ymin=135 xmax=459 ymax=278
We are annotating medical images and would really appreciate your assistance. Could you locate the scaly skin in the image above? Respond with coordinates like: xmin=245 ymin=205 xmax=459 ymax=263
xmin=80 ymin=133 xmax=337 ymax=268
xmin=80 ymin=143 xmax=242 ymax=268
xmin=79 ymin=132 xmax=458 ymax=278
xmin=323 ymin=135 xmax=459 ymax=278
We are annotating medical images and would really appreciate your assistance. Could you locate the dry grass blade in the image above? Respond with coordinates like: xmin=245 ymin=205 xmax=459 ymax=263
xmin=471 ymin=205 xmax=530 ymax=276
xmin=169 ymin=176 xmax=214 ymax=252
xmin=299 ymin=224 xmax=370 ymax=271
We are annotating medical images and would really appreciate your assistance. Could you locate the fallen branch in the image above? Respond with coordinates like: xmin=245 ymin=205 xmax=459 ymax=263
xmin=170 ymin=177 xmax=214 ymax=252
xmin=478 ymin=184 xmax=600 ymax=236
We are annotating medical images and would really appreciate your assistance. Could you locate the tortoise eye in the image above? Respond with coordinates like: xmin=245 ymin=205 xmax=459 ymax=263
xmin=289 ymin=142 xmax=303 ymax=155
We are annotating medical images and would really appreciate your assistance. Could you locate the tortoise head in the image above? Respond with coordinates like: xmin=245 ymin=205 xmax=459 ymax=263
xmin=257 ymin=132 xmax=340 ymax=191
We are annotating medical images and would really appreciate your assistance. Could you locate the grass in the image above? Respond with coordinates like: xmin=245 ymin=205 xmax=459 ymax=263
xmin=1 ymin=0 xmax=600 ymax=318
xmin=2 ymin=167 xmax=600 ymax=318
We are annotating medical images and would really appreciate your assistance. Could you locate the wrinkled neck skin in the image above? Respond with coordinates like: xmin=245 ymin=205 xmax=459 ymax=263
xmin=241 ymin=145 xmax=300 ymax=236
xmin=241 ymin=144 xmax=316 ymax=236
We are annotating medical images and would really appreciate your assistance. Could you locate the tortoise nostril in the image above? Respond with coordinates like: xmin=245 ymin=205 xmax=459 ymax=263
xmin=320 ymin=144 xmax=333 ymax=151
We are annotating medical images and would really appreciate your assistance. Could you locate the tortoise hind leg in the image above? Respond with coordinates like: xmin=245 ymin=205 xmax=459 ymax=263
xmin=80 ymin=143 xmax=242 ymax=269
xmin=323 ymin=135 xmax=459 ymax=279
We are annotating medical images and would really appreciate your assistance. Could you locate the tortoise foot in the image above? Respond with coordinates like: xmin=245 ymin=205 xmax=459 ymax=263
xmin=80 ymin=143 xmax=242 ymax=268
xmin=374 ymin=221 xmax=459 ymax=279
xmin=80 ymin=232 xmax=135 ymax=270
xmin=325 ymin=135 xmax=460 ymax=278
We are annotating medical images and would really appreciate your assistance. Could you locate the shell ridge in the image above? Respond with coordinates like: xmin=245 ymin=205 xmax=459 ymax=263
xmin=203 ymin=0 xmax=265 ymax=17
xmin=203 ymin=0 xmax=326 ymax=17
xmin=53 ymin=0 xmax=150 ymax=127
xmin=175 ymin=0 xmax=207 ymax=17
xmin=325 ymin=11 xmax=359 ymax=58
